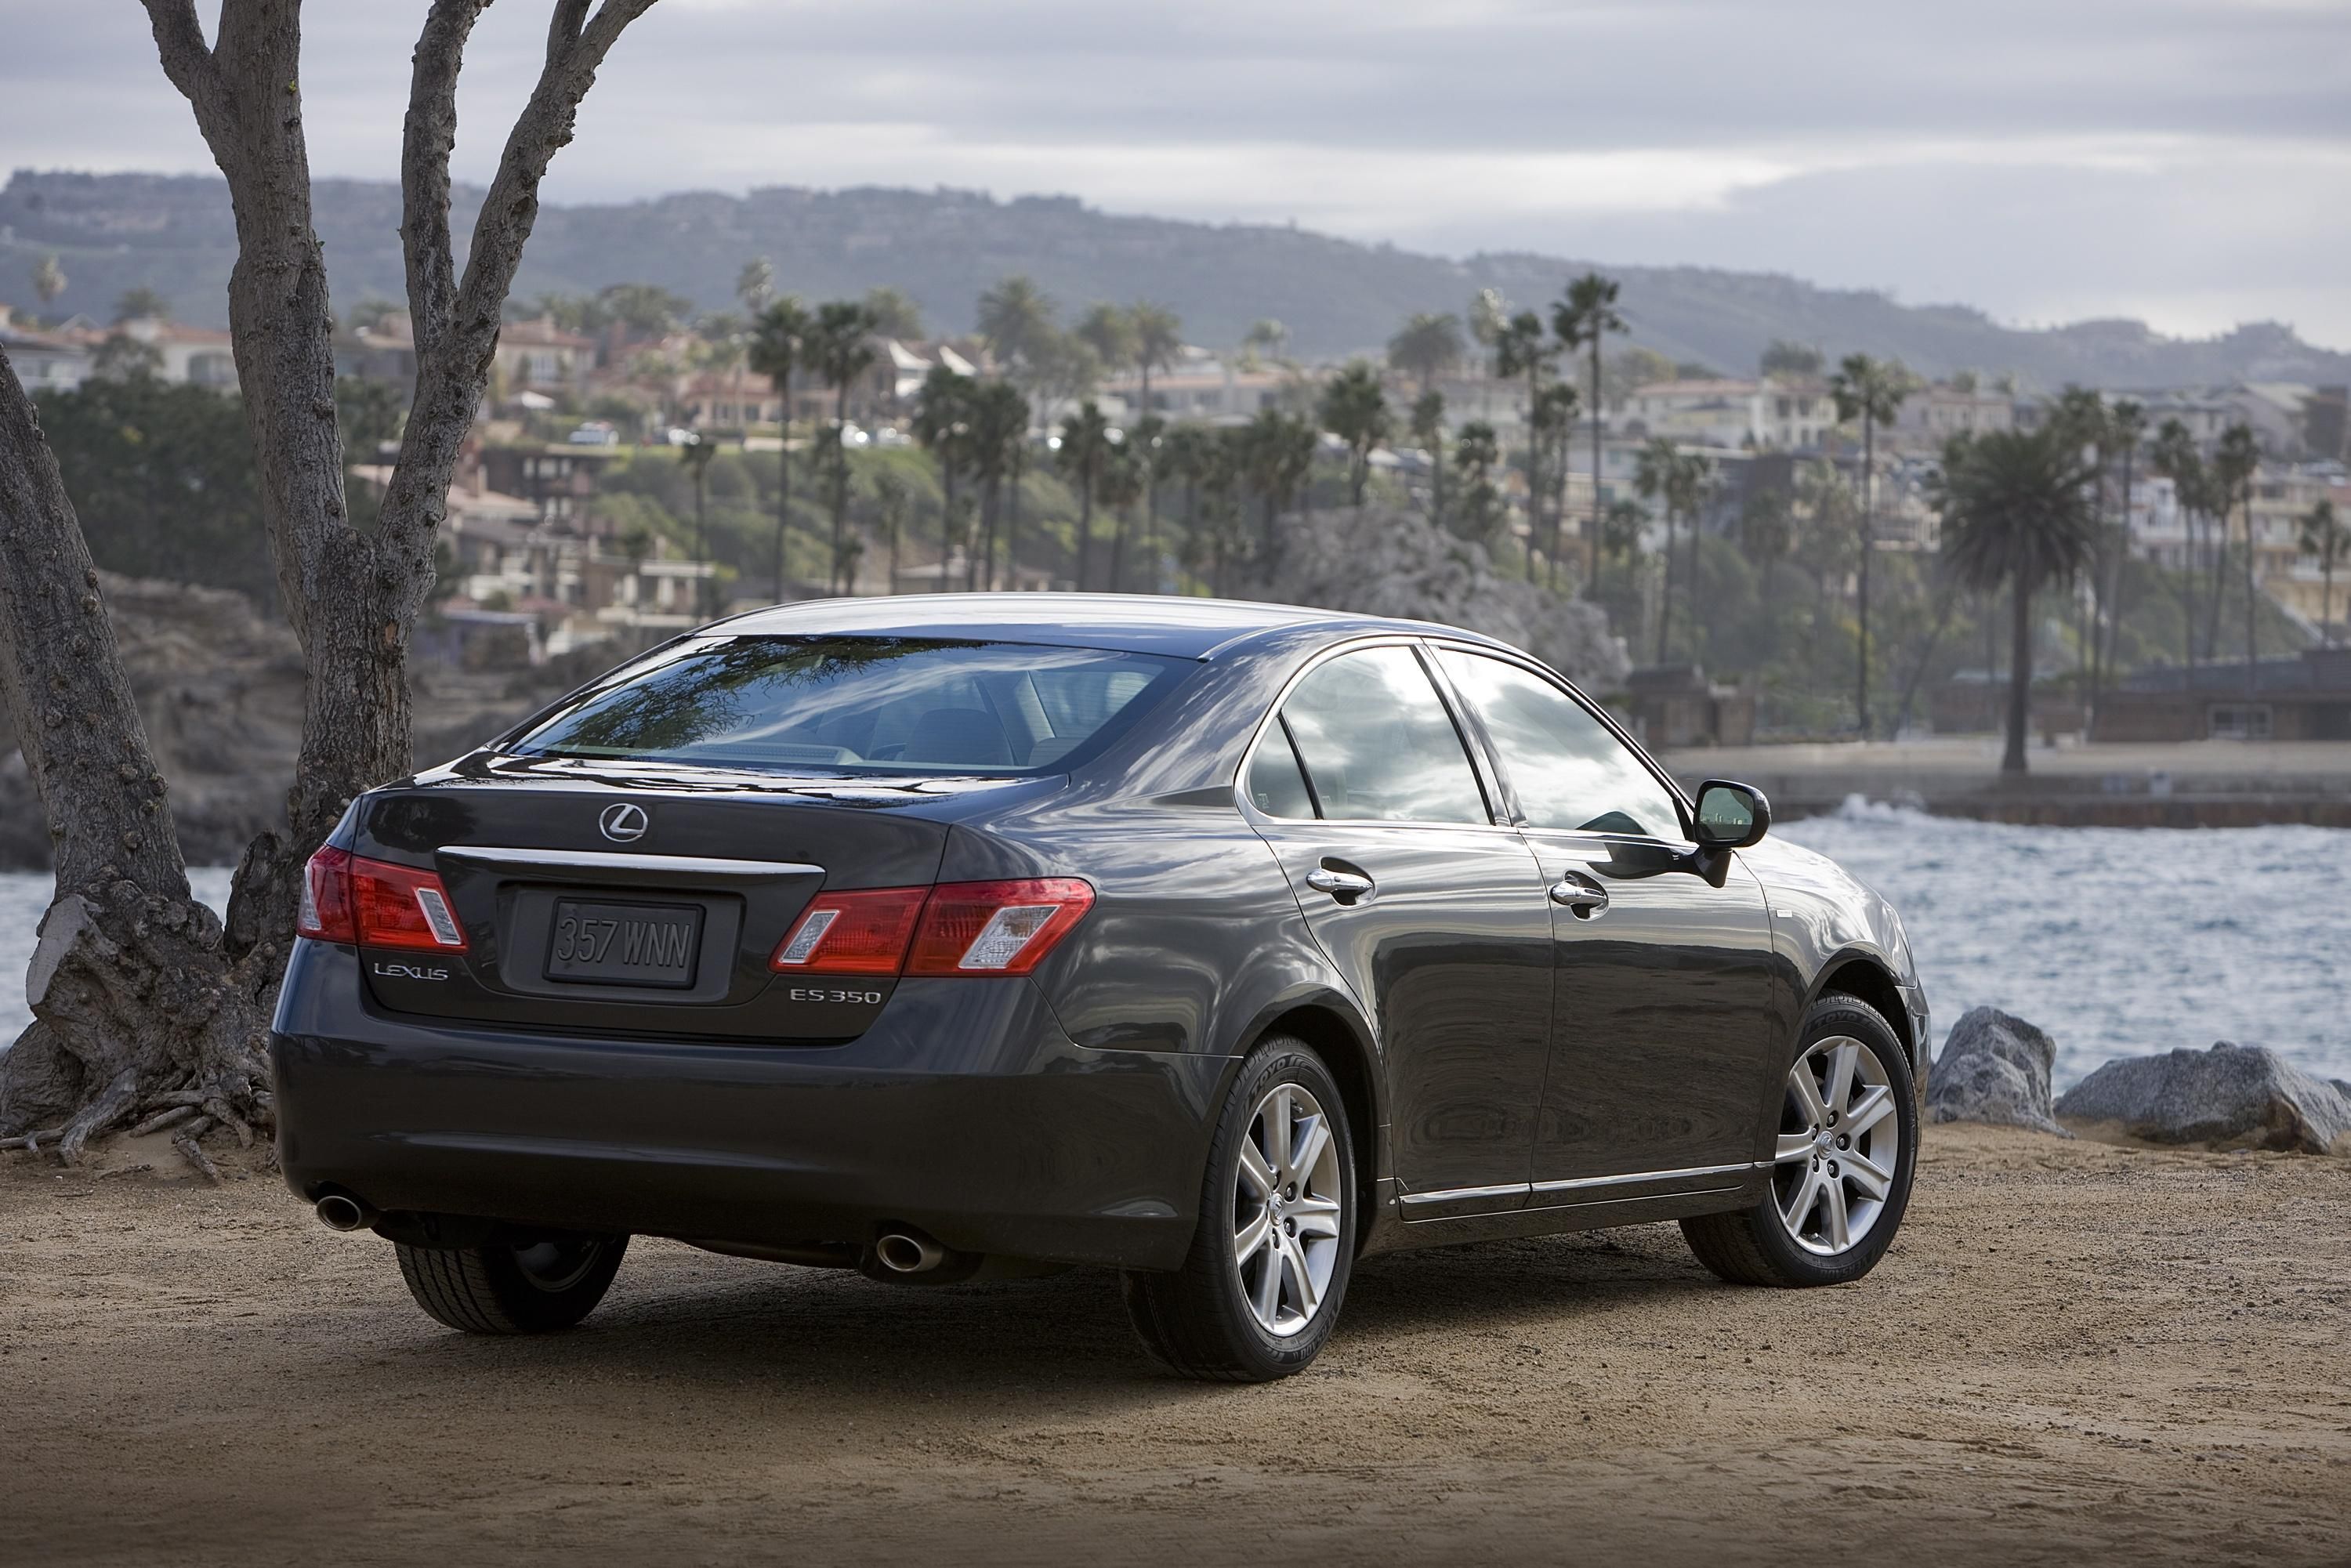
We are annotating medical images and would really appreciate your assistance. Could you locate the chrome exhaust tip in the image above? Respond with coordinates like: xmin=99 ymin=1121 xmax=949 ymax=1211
xmin=873 ymin=1230 xmax=946 ymax=1274
xmin=314 ymin=1193 xmax=371 ymax=1233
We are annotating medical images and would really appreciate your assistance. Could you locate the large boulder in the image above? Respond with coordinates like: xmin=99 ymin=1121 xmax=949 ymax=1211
xmin=1924 ymin=1007 xmax=2070 ymax=1135
xmin=2056 ymin=1041 xmax=2351 ymax=1155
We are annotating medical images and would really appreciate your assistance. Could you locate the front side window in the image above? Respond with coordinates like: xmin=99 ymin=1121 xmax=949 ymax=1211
xmin=513 ymin=636 xmax=1187 ymax=775
xmin=1277 ymin=646 xmax=1488 ymax=824
xmin=1437 ymin=650 xmax=1683 ymax=839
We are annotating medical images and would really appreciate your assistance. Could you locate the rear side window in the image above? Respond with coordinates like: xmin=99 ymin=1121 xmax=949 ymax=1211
xmin=1437 ymin=650 xmax=1683 ymax=839
xmin=1245 ymin=722 xmax=1317 ymax=818
xmin=1277 ymin=646 xmax=1489 ymax=824
xmin=513 ymin=636 xmax=1189 ymax=775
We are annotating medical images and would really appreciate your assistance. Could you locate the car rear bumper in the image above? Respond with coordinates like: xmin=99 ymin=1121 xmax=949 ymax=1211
xmin=270 ymin=942 xmax=1233 ymax=1271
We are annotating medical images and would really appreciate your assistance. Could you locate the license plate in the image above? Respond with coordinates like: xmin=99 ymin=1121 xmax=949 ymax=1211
xmin=546 ymin=899 xmax=705 ymax=988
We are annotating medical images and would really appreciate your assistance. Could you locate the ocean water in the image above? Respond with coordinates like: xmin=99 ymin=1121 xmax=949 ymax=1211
xmin=1 ymin=813 xmax=2344 ymax=1089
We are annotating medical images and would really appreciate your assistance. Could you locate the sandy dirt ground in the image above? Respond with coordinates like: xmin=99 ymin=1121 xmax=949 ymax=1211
xmin=4 ymin=1124 xmax=2347 ymax=1566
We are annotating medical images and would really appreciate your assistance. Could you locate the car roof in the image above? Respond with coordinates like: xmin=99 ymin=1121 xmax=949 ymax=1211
xmin=709 ymin=592 xmax=1516 ymax=661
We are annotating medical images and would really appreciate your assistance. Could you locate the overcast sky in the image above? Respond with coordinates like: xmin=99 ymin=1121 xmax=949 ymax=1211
xmin=4 ymin=0 xmax=2347 ymax=346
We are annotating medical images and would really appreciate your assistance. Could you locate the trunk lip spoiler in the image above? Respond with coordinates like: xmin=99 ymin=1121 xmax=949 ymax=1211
xmin=435 ymin=846 xmax=824 ymax=886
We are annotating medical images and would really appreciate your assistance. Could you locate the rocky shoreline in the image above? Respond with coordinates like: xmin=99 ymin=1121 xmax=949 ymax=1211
xmin=1929 ymin=1004 xmax=2351 ymax=1157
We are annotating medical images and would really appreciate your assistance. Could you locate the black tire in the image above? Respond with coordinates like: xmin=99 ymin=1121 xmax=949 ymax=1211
xmin=1122 ymin=1036 xmax=1357 ymax=1382
xmin=1682 ymin=994 xmax=1918 ymax=1287
xmin=395 ymin=1230 xmax=629 ymax=1334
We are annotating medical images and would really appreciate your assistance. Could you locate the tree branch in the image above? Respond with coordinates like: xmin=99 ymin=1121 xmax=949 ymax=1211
xmin=136 ymin=0 xmax=232 ymax=147
xmin=400 ymin=0 xmax=491 ymax=361
xmin=379 ymin=0 xmax=658 ymax=572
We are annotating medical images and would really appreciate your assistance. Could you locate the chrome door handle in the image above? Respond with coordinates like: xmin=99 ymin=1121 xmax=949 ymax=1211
xmin=1549 ymin=878 xmax=1610 ymax=916
xmin=1305 ymin=867 xmax=1375 ymax=901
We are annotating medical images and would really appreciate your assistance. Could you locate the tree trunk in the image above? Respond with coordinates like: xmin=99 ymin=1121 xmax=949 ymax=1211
xmin=1075 ymin=470 xmax=1095 ymax=591
xmin=2003 ymin=578 xmax=2033 ymax=774
xmin=2099 ymin=450 xmax=2133 ymax=706
xmin=1587 ymin=342 xmax=1604 ymax=596
xmin=831 ymin=382 xmax=850 ymax=594
xmin=773 ymin=390 xmax=792 ymax=601
xmin=1655 ymin=509 xmax=1676 ymax=664
xmin=1857 ymin=422 xmax=1875 ymax=735
xmin=2243 ymin=485 xmax=2259 ymax=693
xmin=0 ymin=349 xmax=269 ymax=1163
xmin=1 ymin=0 xmax=661 ymax=1160
xmin=2181 ymin=509 xmax=2200 ymax=681
xmin=1004 ymin=449 xmax=1023 ymax=589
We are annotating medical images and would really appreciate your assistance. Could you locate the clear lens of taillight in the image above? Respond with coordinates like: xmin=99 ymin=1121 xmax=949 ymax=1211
xmin=297 ymin=846 xmax=356 ymax=943
xmin=349 ymin=856 xmax=469 ymax=951
xmin=906 ymin=879 xmax=1094 ymax=976
xmin=771 ymin=887 xmax=928 ymax=974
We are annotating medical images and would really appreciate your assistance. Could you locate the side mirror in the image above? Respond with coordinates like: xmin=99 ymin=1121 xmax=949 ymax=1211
xmin=1692 ymin=779 xmax=1770 ymax=849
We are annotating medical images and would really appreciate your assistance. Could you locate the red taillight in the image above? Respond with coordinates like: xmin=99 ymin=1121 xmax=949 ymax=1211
xmin=296 ymin=846 xmax=466 ymax=952
xmin=906 ymin=879 xmax=1095 ymax=976
xmin=771 ymin=886 xmax=929 ymax=975
xmin=297 ymin=846 xmax=356 ymax=943
xmin=769 ymin=878 xmax=1095 ymax=978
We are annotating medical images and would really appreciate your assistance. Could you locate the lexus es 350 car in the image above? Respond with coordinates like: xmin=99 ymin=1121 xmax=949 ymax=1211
xmin=274 ymin=595 xmax=1929 ymax=1382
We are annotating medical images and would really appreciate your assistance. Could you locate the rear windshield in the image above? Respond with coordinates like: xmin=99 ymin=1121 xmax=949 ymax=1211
xmin=511 ymin=636 xmax=1190 ymax=775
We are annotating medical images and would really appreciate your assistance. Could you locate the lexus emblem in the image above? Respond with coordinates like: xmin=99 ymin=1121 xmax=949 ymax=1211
xmin=598 ymin=802 xmax=649 ymax=843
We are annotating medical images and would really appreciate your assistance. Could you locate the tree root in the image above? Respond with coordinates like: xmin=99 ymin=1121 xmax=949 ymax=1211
xmin=172 ymin=1116 xmax=223 ymax=1184
xmin=0 ymin=1125 xmax=67 ymax=1153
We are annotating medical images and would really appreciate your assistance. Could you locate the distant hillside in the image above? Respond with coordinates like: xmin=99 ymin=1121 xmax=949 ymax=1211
xmin=5 ymin=169 xmax=2346 ymax=390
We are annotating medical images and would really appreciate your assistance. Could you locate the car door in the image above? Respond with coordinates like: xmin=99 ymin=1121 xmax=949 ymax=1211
xmin=1241 ymin=642 xmax=1554 ymax=1215
xmin=1431 ymin=647 xmax=1778 ymax=1192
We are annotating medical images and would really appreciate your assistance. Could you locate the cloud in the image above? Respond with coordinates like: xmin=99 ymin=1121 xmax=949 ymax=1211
xmin=1 ymin=0 xmax=2344 ymax=346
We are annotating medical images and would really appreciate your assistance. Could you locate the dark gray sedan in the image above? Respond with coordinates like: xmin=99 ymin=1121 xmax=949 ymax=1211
xmin=274 ymin=595 xmax=1928 ymax=1381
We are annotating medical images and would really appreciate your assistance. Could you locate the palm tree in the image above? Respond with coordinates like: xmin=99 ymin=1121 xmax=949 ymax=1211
xmin=861 ymin=285 xmax=925 ymax=340
xmin=912 ymin=366 xmax=976 ymax=578
xmin=1494 ymin=311 xmax=1557 ymax=561
xmin=810 ymin=300 xmax=880 ymax=593
xmin=977 ymin=276 xmax=1060 ymax=371
xmin=2215 ymin=422 xmax=2262 ymax=690
xmin=1126 ymin=414 xmax=1167 ymax=591
xmin=1935 ymin=427 xmax=2099 ymax=773
xmin=1409 ymin=390 xmax=1447 ymax=529
xmin=1830 ymin=353 xmax=1913 ymax=734
xmin=1241 ymin=408 xmax=1316 ymax=569
xmin=2301 ymin=499 xmax=2347 ymax=646
xmin=966 ymin=380 xmax=1028 ymax=590
xmin=1452 ymin=421 xmax=1502 ymax=546
xmin=31 ymin=254 xmax=67 ymax=311
xmin=1099 ymin=447 xmax=1147 ymax=592
xmin=1636 ymin=438 xmax=1712 ymax=664
xmin=1531 ymin=382 xmax=1580 ymax=588
xmin=1161 ymin=422 xmax=1215 ymax=583
xmin=1241 ymin=318 xmax=1290 ymax=369
xmin=1467 ymin=288 xmax=1509 ymax=357
xmin=1074 ymin=304 xmax=1139 ymax=389
xmin=2099 ymin=399 xmax=2148 ymax=703
xmin=1129 ymin=302 xmax=1183 ymax=416
xmin=114 ymin=285 xmax=170 ymax=323
xmin=679 ymin=436 xmax=716 ymax=616
xmin=747 ymin=297 xmax=810 ymax=599
xmin=736 ymin=257 xmax=774 ymax=314
xmin=1057 ymin=401 xmax=1114 ymax=590
xmin=872 ymin=468 xmax=911 ymax=594
xmin=2150 ymin=418 xmax=2205 ymax=677
xmin=1387 ymin=313 xmax=1466 ymax=396
xmin=1319 ymin=361 xmax=1391 ymax=508
xmin=1552 ymin=272 xmax=1625 ymax=596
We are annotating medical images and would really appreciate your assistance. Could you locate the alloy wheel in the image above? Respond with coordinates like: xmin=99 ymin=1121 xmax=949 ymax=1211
xmin=509 ymin=1235 xmax=607 ymax=1293
xmin=1772 ymin=1036 xmax=1902 ymax=1257
xmin=1231 ymin=1082 xmax=1345 ymax=1337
